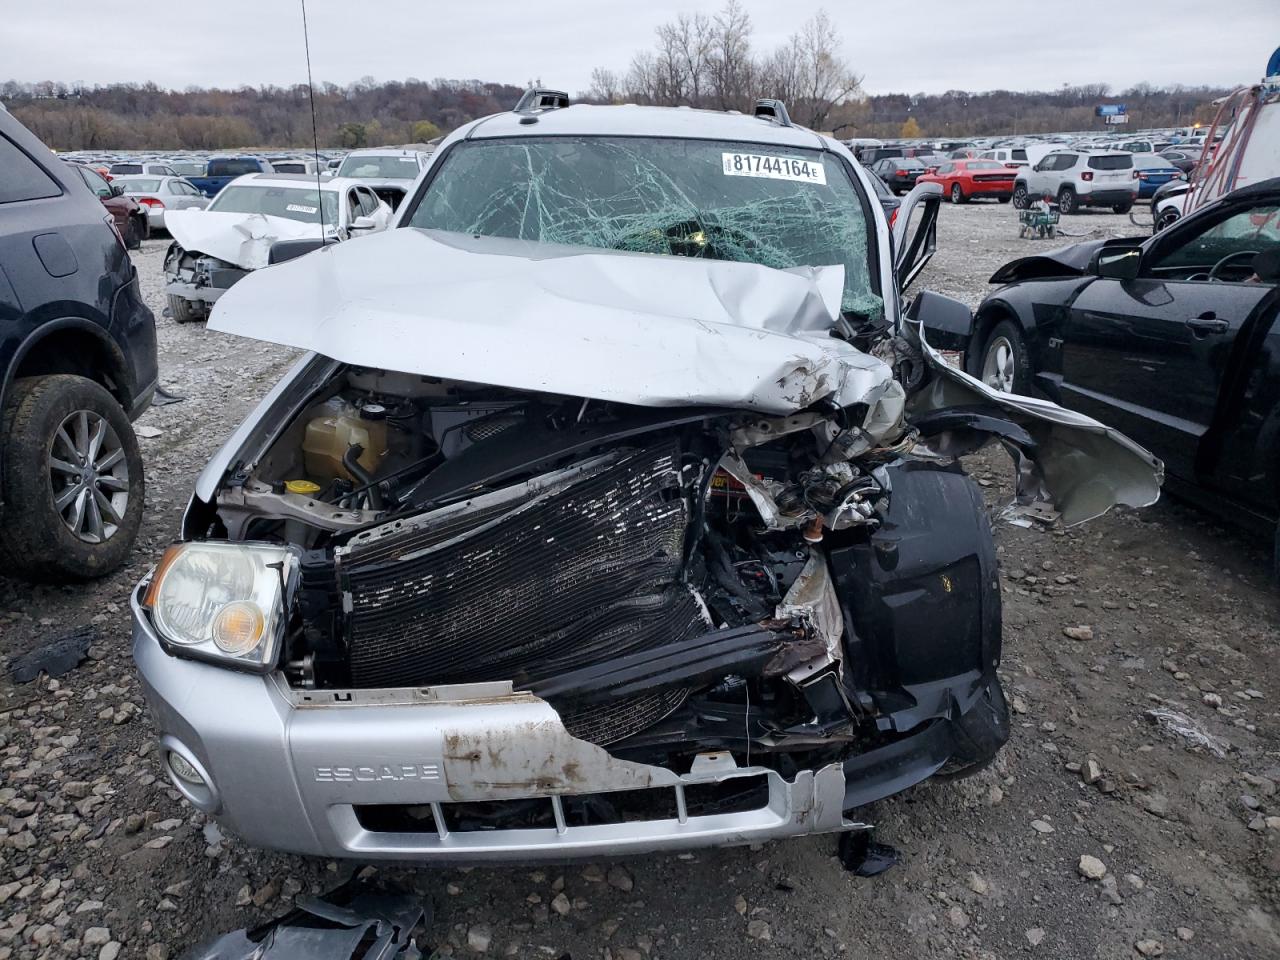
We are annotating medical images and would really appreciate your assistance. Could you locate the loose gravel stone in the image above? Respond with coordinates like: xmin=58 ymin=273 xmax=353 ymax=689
xmin=1078 ymin=856 xmax=1107 ymax=880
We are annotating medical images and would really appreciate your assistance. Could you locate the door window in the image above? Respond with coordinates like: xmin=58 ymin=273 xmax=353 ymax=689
xmin=0 ymin=135 xmax=60 ymax=203
xmin=1148 ymin=204 xmax=1280 ymax=282
xmin=80 ymin=167 xmax=113 ymax=198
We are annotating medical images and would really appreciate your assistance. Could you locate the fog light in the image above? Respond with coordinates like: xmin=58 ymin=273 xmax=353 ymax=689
xmin=168 ymin=750 xmax=205 ymax=786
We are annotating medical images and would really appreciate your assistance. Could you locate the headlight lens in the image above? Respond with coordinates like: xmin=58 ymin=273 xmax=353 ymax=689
xmin=143 ymin=542 xmax=293 ymax=669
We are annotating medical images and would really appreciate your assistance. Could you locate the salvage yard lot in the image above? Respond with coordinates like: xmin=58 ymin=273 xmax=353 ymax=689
xmin=1 ymin=202 xmax=1278 ymax=959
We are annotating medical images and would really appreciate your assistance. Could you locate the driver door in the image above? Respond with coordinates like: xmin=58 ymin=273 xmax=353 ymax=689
xmin=1058 ymin=201 xmax=1280 ymax=480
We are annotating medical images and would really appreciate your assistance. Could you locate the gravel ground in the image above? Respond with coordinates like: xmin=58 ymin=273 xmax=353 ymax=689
xmin=1 ymin=202 xmax=1279 ymax=960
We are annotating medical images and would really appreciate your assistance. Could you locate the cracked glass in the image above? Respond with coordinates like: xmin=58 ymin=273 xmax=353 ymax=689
xmin=408 ymin=136 xmax=882 ymax=318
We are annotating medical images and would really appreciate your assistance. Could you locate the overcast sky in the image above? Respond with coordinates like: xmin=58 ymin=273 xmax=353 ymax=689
xmin=3 ymin=1 xmax=1277 ymax=96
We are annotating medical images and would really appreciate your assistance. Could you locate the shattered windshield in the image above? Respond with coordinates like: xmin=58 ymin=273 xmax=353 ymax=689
xmin=207 ymin=185 xmax=340 ymax=224
xmin=407 ymin=136 xmax=882 ymax=317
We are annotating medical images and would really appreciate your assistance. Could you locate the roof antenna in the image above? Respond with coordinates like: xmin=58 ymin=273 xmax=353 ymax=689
xmin=300 ymin=0 xmax=325 ymax=242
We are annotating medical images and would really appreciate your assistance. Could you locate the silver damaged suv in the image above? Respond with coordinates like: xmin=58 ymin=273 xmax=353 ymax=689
xmin=131 ymin=92 xmax=1161 ymax=862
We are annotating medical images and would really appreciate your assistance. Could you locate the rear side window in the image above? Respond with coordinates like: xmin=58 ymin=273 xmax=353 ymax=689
xmin=1089 ymin=154 xmax=1132 ymax=170
xmin=0 ymin=135 xmax=61 ymax=204
xmin=208 ymin=158 xmax=263 ymax=176
xmin=1012 ymin=149 xmax=1027 ymax=161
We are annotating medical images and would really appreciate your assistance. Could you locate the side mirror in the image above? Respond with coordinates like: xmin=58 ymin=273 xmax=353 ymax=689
xmin=268 ymin=237 xmax=337 ymax=265
xmin=110 ymin=184 xmax=125 ymax=197
xmin=1091 ymin=243 xmax=1143 ymax=280
xmin=349 ymin=215 xmax=377 ymax=231
xmin=893 ymin=181 xmax=942 ymax=291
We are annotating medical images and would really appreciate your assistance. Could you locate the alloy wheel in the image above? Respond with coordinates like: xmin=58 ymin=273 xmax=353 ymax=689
xmin=47 ymin=409 xmax=130 ymax=544
xmin=951 ymin=183 xmax=963 ymax=203
xmin=981 ymin=337 xmax=1016 ymax=393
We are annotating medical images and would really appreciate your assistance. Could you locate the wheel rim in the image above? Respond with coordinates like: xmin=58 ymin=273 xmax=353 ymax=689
xmin=952 ymin=184 xmax=961 ymax=202
xmin=1013 ymin=186 xmax=1026 ymax=207
xmin=47 ymin=410 xmax=130 ymax=544
xmin=982 ymin=337 xmax=1016 ymax=393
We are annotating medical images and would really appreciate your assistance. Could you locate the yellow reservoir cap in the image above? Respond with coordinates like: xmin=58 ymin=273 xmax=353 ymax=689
xmin=285 ymin=479 xmax=322 ymax=496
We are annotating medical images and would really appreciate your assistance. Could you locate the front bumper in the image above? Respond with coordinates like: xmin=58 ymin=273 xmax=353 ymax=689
xmin=164 ymin=279 xmax=227 ymax=306
xmin=132 ymin=584 xmax=1000 ymax=861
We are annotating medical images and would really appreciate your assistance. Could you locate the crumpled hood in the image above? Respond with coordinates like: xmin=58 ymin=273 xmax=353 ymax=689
xmin=209 ymin=229 xmax=899 ymax=416
xmin=166 ymin=210 xmax=331 ymax=271
xmin=989 ymin=239 xmax=1106 ymax=285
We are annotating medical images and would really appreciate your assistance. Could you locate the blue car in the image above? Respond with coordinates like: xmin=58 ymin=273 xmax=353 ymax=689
xmin=1132 ymin=154 xmax=1184 ymax=199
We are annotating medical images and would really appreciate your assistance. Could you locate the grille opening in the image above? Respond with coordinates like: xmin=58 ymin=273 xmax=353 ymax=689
xmin=353 ymin=804 xmax=440 ymax=834
xmin=563 ymin=787 xmax=680 ymax=826
xmin=444 ymin=798 xmax=558 ymax=833
xmin=683 ymin=775 xmax=770 ymax=817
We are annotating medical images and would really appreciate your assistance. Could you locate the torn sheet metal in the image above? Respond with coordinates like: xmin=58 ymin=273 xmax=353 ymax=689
xmin=775 ymin=553 xmax=844 ymax=671
xmin=910 ymin=327 xmax=1163 ymax=526
xmin=184 ymin=880 xmax=426 ymax=959
xmin=166 ymin=210 xmax=331 ymax=271
xmin=209 ymin=229 xmax=896 ymax=415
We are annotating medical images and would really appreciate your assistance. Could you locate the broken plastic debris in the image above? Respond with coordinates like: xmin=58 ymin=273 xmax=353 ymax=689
xmin=9 ymin=626 xmax=96 ymax=683
xmin=837 ymin=830 xmax=901 ymax=877
xmin=182 ymin=878 xmax=428 ymax=959
xmin=1000 ymin=502 xmax=1060 ymax=528
xmin=1145 ymin=707 xmax=1230 ymax=759
xmin=151 ymin=386 xmax=186 ymax=406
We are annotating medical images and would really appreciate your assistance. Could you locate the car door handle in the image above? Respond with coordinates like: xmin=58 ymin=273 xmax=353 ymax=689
xmin=1185 ymin=313 xmax=1229 ymax=335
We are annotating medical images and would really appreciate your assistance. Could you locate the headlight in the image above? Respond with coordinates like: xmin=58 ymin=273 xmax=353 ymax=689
xmin=142 ymin=542 xmax=294 ymax=671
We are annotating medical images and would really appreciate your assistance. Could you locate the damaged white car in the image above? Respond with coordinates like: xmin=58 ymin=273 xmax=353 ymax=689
xmin=132 ymin=93 xmax=1161 ymax=862
xmin=162 ymin=173 xmax=392 ymax=323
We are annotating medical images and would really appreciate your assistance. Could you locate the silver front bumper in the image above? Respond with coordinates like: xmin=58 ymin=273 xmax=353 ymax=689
xmin=131 ymin=585 xmax=863 ymax=861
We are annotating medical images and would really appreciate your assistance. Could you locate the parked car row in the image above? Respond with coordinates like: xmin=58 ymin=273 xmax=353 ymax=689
xmin=58 ymin=147 xmax=436 ymax=202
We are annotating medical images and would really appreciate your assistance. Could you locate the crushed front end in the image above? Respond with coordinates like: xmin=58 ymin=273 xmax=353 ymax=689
xmin=132 ymin=358 xmax=1012 ymax=860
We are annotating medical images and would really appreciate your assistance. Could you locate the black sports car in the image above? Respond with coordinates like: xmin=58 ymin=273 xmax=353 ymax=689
xmin=927 ymin=177 xmax=1280 ymax=536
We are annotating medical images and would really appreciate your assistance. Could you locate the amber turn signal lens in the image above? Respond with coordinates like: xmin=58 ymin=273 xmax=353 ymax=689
xmin=211 ymin=601 xmax=266 ymax=654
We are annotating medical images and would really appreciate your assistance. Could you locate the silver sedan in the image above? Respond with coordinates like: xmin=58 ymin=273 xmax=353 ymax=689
xmin=110 ymin=176 xmax=209 ymax=231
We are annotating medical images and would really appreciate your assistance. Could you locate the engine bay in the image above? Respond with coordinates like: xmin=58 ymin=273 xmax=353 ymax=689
xmin=198 ymin=364 xmax=996 ymax=771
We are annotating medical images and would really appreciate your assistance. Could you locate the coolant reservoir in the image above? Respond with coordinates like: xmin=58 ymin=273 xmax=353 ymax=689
xmin=302 ymin=398 xmax=388 ymax=482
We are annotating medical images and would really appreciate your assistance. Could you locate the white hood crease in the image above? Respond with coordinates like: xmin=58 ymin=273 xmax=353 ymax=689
xmin=209 ymin=229 xmax=896 ymax=416
xmin=166 ymin=210 xmax=331 ymax=271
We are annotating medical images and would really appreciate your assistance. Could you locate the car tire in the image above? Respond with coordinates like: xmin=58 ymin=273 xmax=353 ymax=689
xmin=167 ymin=294 xmax=201 ymax=324
xmin=976 ymin=320 xmax=1032 ymax=395
xmin=1012 ymin=183 xmax=1029 ymax=209
xmin=1058 ymin=186 xmax=1078 ymax=214
xmin=1112 ymin=200 xmax=1134 ymax=214
xmin=1154 ymin=206 xmax=1181 ymax=233
xmin=0 ymin=375 xmax=144 ymax=582
xmin=950 ymin=182 xmax=966 ymax=204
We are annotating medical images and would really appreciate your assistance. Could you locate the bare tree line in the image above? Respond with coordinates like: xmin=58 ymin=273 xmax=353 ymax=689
xmin=583 ymin=3 xmax=861 ymax=130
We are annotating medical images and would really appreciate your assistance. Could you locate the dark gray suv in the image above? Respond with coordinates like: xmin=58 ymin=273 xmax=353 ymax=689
xmin=0 ymin=106 xmax=157 ymax=580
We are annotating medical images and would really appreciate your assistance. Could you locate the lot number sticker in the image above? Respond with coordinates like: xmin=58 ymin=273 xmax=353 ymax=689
xmin=722 ymin=153 xmax=826 ymax=185
xmin=286 ymin=204 xmax=318 ymax=214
